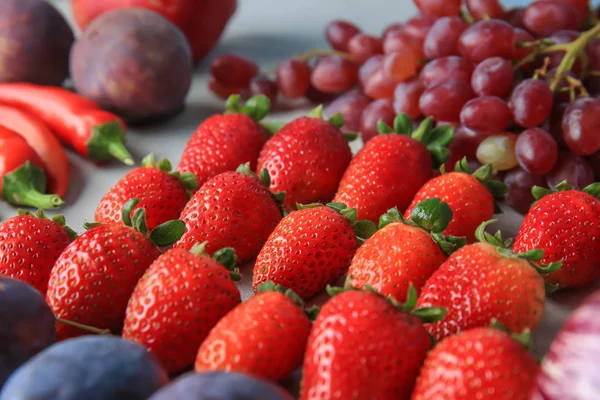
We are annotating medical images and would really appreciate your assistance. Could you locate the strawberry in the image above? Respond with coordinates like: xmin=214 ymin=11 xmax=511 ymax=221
xmin=177 ymin=95 xmax=270 ymax=188
xmin=95 ymin=153 xmax=197 ymax=232
xmin=411 ymin=326 xmax=539 ymax=400
xmin=123 ymin=243 xmax=241 ymax=374
xmin=404 ymin=158 xmax=507 ymax=242
xmin=252 ymin=202 xmax=377 ymax=300
xmin=513 ymin=181 xmax=600 ymax=289
xmin=257 ymin=107 xmax=353 ymax=209
xmin=416 ymin=220 xmax=559 ymax=341
xmin=0 ymin=209 xmax=76 ymax=294
xmin=300 ymin=284 xmax=445 ymax=400
xmin=47 ymin=200 xmax=185 ymax=340
xmin=195 ymin=281 xmax=314 ymax=381
xmin=349 ymin=198 xmax=466 ymax=301
xmin=334 ymin=114 xmax=453 ymax=223
xmin=175 ymin=163 xmax=283 ymax=264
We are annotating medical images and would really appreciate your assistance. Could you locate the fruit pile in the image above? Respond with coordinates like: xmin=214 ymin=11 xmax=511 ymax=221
xmin=209 ymin=0 xmax=600 ymax=215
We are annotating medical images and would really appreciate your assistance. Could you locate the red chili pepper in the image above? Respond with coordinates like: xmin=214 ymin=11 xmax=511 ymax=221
xmin=0 ymin=83 xmax=133 ymax=165
xmin=0 ymin=126 xmax=63 ymax=209
xmin=0 ymin=105 xmax=70 ymax=198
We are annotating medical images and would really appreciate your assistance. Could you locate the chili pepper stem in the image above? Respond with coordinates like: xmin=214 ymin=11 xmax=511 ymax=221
xmin=108 ymin=142 xmax=135 ymax=166
xmin=16 ymin=189 xmax=64 ymax=209
xmin=2 ymin=162 xmax=64 ymax=209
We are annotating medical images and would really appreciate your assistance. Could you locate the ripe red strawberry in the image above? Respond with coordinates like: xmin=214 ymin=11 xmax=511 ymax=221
xmin=404 ymin=158 xmax=507 ymax=242
xmin=349 ymin=199 xmax=465 ymax=302
xmin=0 ymin=209 xmax=76 ymax=294
xmin=300 ymin=285 xmax=445 ymax=400
xmin=177 ymin=95 xmax=270 ymax=188
xmin=257 ymin=107 xmax=352 ymax=209
xmin=123 ymin=243 xmax=241 ymax=374
xmin=411 ymin=327 xmax=539 ymax=400
xmin=95 ymin=154 xmax=197 ymax=231
xmin=334 ymin=115 xmax=453 ymax=223
xmin=47 ymin=200 xmax=185 ymax=340
xmin=513 ymin=182 xmax=600 ymax=289
xmin=416 ymin=220 xmax=558 ymax=341
xmin=175 ymin=163 xmax=282 ymax=264
xmin=195 ymin=281 xmax=314 ymax=381
xmin=252 ymin=202 xmax=377 ymax=299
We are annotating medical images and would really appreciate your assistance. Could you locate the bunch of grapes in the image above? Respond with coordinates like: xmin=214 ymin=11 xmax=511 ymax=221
xmin=209 ymin=0 xmax=600 ymax=215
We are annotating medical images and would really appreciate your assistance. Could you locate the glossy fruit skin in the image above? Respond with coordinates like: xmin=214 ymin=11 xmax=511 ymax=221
xmin=561 ymin=97 xmax=600 ymax=156
xmin=310 ymin=56 xmax=359 ymax=94
xmin=177 ymin=114 xmax=268 ymax=188
xmin=211 ymin=55 xmax=258 ymax=88
xmin=419 ymin=80 xmax=475 ymax=123
xmin=0 ymin=336 xmax=168 ymax=400
xmin=523 ymin=0 xmax=583 ymax=37
xmin=466 ymin=0 xmax=505 ymax=20
xmin=424 ymin=17 xmax=468 ymax=59
xmin=195 ymin=291 xmax=311 ymax=381
xmin=460 ymin=96 xmax=512 ymax=135
xmin=300 ymin=290 xmax=431 ymax=400
xmin=325 ymin=20 xmax=361 ymax=52
xmin=359 ymin=99 xmax=395 ymax=143
xmin=348 ymin=34 xmax=383 ymax=64
xmin=349 ymin=223 xmax=447 ymax=301
xmin=95 ymin=167 xmax=188 ymax=232
xmin=252 ymin=206 xmax=357 ymax=300
xmin=458 ymin=20 xmax=516 ymax=63
xmin=417 ymin=242 xmax=546 ymax=341
xmin=394 ymin=79 xmax=425 ymax=119
xmin=504 ymin=168 xmax=546 ymax=215
xmin=405 ymin=172 xmax=495 ymax=242
xmin=546 ymin=152 xmax=594 ymax=190
xmin=513 ymin=190 xmax=600 ymax=289
xmin=257 ymin=117 xmax=352 ymax=209
xmin=0 ymin=277 xmax=56 ymax=387
xmin=420 ymin=56 xmax=473 ymax=89
xmin=324 ymin=89 xmax=371 ymax=133
xmin=515 ymin=128 xmax=558 ymax=175
xmin=123 ymin=248 xmax=241 ymax=374
xmin=148 ymin=371 xmax=294 ymax=400
xmin=0 ymin=214 xmax=72 ymax=294
xmin=334 ymin=134 xmax=432 ymax=223
xmin=412 ymin=327 xmax=539 ymax=400
xmin=175 ymin=172 xmax=281 ymax=264
xmin=510 ymin=79 xmax=553 ymax=128
xmin=47 ymin=224 xmax=160 ymax=340
xmin=276 ymin=59 xmax=311 ymax=100
xmin=414 ymin=0 xmax=462 ymax=18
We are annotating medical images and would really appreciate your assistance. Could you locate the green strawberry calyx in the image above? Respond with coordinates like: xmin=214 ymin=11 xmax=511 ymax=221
xmin=490 ymin=319 xmax=532 ymax=351
xmin=532 ymin=180 xmax=600 ymax=201
xmin=225 ymin=94 xmax=271 ymax=122
xmin=475 ymin=220 xmax=562 ymax=292
xmin=378 ymin=114 xmax=453 ymax=168
xmin=378 ymin=199 xmax=467 ymax=256
xmin=17 ymin=208 xmax=78 ymax=240
xmin=296 ymin=202 xmax=378 ymax=242
xmin=327 ymin=278 xmax=446 ymax=324
xmin=452 ymin=157 xmax=508 ymax=198
xmin=190 ymin=242 xmax=242 ymax=282
xmin=235 ymin=163 xmax=286 ymax=214
xmin=257 ymin=281 xmax=320 ymax=320
xmin=142 ymin=153 xmax=198 ymax=192
xmin=307 ymin=105 xmax=359 ymax=142
xmin=55 ymin=317 xmax=112 ymax=336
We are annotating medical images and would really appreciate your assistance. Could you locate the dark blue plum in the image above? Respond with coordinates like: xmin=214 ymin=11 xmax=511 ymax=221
xmin=0 ymin=276 xmax=55 ymax=388
xmin=0 ymin=336 xmax=167 ymax=400
xmin=148 ymin=371 xmax=294 ymax=400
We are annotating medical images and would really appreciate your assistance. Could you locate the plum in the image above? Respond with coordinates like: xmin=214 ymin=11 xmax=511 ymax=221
xmin=0 ymin=277 xmax=55 ymax=389
xmin=0 ymin=336 xmax=168 ymax=400
xmin=148 ymin=371 xmax=294 ymax=400
xmin=70 ymin=8 xmax=193 ymax=123
xmin=0 ymin=0 xmax=74 ymax=86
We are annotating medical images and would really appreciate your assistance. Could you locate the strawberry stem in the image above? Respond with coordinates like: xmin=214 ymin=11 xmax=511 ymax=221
xmin=55 ymin=317 xmax=112 ymax=336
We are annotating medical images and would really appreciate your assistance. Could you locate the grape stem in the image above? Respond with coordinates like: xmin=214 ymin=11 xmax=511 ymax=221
xmin=292 ymin=48 xmax=353 ymax=62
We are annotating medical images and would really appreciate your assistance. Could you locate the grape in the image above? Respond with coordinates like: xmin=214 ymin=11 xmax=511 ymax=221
xmin=548 ymin=30 xmax=582 ymax=74
xmin=543 ymin=102 xmax=569 ymax=149
xmin=348 ymin=34 xmax=383 ymax=65
xmin=561 ymin=98 xmax=600 ymax=156
xmin=363 ymin=66 xmax=397 ymax=99
xmin=383 ymin=50 xmax=419 ymax=82
xmin=512 ymin=28 xmax=535 ymax=63
xmin=424 ymin=17 xmax=468 ymax=59
xmin=383 ymin=30 xmax=425 ymax=60
xmin=509 ymin=79 xmax=553 ymax=128
xmin=210 ymin=54 xmax=258 ymax=88
xmin=445 ymin=124 xmax=491 ymax=168
xmin=503 ymin=168 xmax=547 ymax=214
xmin=208 ymin=77 xmax=241 ymax=100
xmin=471 ymin=57 xmax=514 ymax=97
xmin=325 ymin=20 xmax=361 ymax=52
xmin=476 ymin=133 xmax=519 ymax=171
xmin=460 ymin=96 xmax=512 ymax=134
xmin=585 ymin=38 xmax=600 ymax=71
xmin=466 ymin=0 xmax=505 ymax=21
xmin=382 ymin=23 xmax=403 ymax=40
xmin=403 ymin=16 xmax=436 ymax=40
xmin=420 ymin=56 xmax=474 ymax=88
xmin=504 ymin=7 xmax=526 ymax=29
xmin=276 ymin=59 xmax=310 ymax=100
xmin=359 ymin=99 xmax=396 ymax=143
xmin=523 ymin=1 xmax=583 ymax=37
xmin=325 ymin=89 xmax=371 ymax=132
xmin=359 ymin=55 xmax=384 ymax=84
xmin=587 ymin=152 xmax=600 ymax=179
xmin=310 ymin=56 xmax=359 ymax=94
xmin=419 ymin=80 xmax=475 ymax=123
xmin=246 ymin=77 xmax=278 ymax=106
xmin=393 ymin=79 xmax=425 ymax=119
xmin=546 ymin=152 xmax=594 ymax=190
xmin=305 ymin=83 xmax=336 ymax=104
xmin=414 ymin=0 xmax=462 ymax=18
xmin=459 ymin=20 xmax=516 ymax=63
xmin=515 ymin=128 xmax=558 ymax=175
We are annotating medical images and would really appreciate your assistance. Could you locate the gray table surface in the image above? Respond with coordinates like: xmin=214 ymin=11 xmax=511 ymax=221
xmin=1 ymin=0 xmax=598 ymax=359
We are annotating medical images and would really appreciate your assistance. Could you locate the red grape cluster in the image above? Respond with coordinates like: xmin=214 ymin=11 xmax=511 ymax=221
xmin=209 ymin=0 xmax=600 ymax=215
